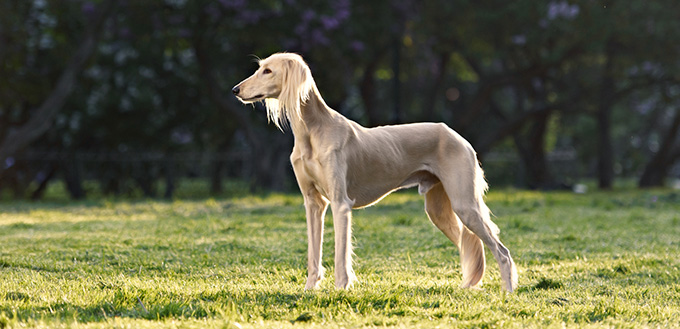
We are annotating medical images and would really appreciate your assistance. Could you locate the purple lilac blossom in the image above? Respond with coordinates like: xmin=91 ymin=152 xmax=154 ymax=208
xmin=81 ymin=2 xmax=96 ymax=15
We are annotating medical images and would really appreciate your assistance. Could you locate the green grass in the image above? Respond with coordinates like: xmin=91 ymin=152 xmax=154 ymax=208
xmin=1 ymin=188 xmax=680 ymax=328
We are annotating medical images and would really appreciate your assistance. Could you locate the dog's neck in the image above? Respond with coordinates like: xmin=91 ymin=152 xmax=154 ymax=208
xmin=289 ymin=84 xmax=338 ymax=137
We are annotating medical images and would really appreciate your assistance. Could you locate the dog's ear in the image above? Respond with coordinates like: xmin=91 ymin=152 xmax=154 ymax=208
xmin=265 ymin=55 xmax=313 ymax=130
xmin=282 ymin=58 xmax=312 ymax=115
xmin=270 ymin=59 xmax=313 ymax=128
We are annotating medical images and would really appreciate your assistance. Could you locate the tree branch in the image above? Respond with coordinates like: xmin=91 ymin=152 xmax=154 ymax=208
xmin=0 ymin=0 xmax=116 ymax=167
xmin=452 ymin=41 xmax=582 ymax=129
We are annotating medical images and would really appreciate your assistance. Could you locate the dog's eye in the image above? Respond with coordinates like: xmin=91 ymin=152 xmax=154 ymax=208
xmin=263 ymin=68 xmax=272 ymax=74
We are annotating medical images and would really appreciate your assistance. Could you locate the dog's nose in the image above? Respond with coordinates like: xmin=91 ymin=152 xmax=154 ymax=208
xmin=232 ymin=86 xmax=240 ymax=95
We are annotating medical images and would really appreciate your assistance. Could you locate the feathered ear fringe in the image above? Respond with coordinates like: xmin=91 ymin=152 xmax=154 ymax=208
xmin=264 ymin=58 xmax=314 ymax=130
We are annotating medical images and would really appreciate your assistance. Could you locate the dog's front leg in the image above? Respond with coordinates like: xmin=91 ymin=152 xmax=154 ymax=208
xmin=303 ymin=189 xmax=329 ymax=290
xmin=331 ymin=200 xmax=356 ymax=289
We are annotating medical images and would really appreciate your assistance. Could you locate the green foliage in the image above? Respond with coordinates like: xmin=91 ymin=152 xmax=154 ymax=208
xmin=1 ymin=189 xmax=680 ymax=327
xmin=2 ymin=0 xmax=680 ymax=194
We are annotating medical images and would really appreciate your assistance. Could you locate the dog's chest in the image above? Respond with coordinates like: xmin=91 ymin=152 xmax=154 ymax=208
xmin=301 ymin=154 xmax=325 ymax=183
xmin=292 ymin=144 xmax=328 ymax=191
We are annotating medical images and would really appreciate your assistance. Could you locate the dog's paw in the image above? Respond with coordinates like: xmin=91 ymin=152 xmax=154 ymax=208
xmin=334 ymin=271 xmax=357 ymax=289
xmin=305 ymin=279 xmax=322 ymax=290
xmin=460 ymin=281 xmax=484 ymax=290
xmin=501 ymin=258 xmax=518 ymax=292
xmin=304 ymin=268 xmax=325 ymax=290
xmin=505 ymin=265 xmax=519 ymax=293
xmin=304 ymin=281 xmax=319 ymax=290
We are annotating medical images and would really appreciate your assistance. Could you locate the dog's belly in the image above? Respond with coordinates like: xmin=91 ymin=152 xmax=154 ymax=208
xmin=348 ymin=170 xmax=440 ymax=209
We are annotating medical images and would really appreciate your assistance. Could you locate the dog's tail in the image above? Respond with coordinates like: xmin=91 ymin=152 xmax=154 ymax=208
xmin=459 ymin=225 xmax=485 ymax=288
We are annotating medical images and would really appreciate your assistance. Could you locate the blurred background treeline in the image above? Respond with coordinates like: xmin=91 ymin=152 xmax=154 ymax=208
xmin=1 ymin=0 xmax=679 ymax=200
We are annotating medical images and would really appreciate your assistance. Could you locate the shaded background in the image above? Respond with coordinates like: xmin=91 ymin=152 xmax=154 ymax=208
xmin=1 ymin=0 xmax=679 ymax=199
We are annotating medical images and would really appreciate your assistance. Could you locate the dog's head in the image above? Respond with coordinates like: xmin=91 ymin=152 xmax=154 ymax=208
xmin=232 ymin=53 xmax=313 ymax=129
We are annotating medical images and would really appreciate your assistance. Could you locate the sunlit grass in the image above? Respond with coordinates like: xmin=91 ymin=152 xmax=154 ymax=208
xmin=1 ymin=187 xmax=680 ymax=328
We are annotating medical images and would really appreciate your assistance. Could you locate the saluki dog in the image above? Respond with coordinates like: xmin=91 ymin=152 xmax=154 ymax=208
xmin=232 ymin=53 xmax=518 ymax=292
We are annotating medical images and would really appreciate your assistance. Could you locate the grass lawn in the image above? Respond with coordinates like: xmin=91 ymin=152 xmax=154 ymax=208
xmin=1 ymin=187 xmax=680 ymax=328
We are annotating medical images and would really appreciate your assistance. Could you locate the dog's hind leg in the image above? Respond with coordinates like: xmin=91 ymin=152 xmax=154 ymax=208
xmin=440 ymin=156 xmax=518 ymax=292
xmin=450 ymin=193 xmax=517 ymax=292
xmin=425 ymin=183 xmax=485 ymax=288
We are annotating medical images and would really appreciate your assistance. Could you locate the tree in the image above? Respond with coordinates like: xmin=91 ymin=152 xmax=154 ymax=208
xmin=2 ymin=0 xmax=680 ymax=198
xmin=0 ymin=1 xmax=115 ymax=176
xmin=638 ymin=86 xmax=680 ymax=187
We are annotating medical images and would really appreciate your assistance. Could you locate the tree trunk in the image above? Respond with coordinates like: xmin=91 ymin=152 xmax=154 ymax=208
xmin=164 ymin=156 xmax=175 ymax=199
xmin=597 ymin=44 xmax=616 ymax=189
xmin=210 ymin=156 xmax=224 ymax=195
xmin=31 ymin=164 xmax=57 ymax=200
xmin=597 ymin=104 xmax=614 ymax=189
xmin=421 ymin=52 xmax=450 ymax=121
xmin=514 ymin=111 xmax=555 ymax=189
xmin=507 ymin=80 xmax=556 ymax=189
xmin=638 ymin=167 xmax=667 ymax=187
xmin=360 ymin=57 xmax=383 ymax=126
xmin=210 ymin=141 xmax=231 ymax=195
xmin=391 ymin=39 xmax=402 ymax=123
xmin=133 ymin=162 xmax=156 ymax=198
xmin=478 ymin=102 xmax=556 ymax=156
xmin=63 ymin=156 xmax=85 ymax=200
xmin=638 ymin=110 xmax=680 ymax=187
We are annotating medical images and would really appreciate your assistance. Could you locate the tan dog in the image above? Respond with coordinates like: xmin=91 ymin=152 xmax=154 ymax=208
xmin=232 ymin=53 xmax=518 ymax=292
